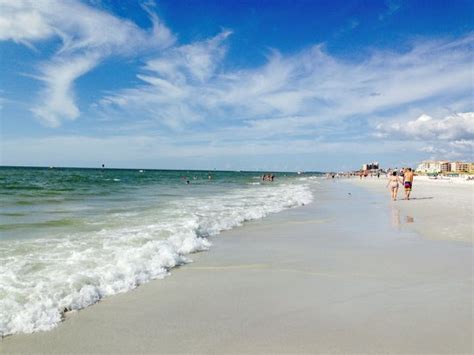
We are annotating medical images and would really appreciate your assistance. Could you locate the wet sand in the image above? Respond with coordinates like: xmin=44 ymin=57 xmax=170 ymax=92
xmin=1 ymin=181 xmax=472 ymax=354
xmin=349 ymin=176 xmax=473 ymax=242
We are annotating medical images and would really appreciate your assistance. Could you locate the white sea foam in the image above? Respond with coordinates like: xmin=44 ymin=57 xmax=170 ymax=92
xmin=297 ymin=176 xmax=322 ymax=182
xmin=0 ymin=181 xmax=313 ymax=336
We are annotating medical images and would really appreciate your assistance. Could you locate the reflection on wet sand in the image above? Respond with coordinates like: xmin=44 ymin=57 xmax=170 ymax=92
xmin=391 ymin=207 xmax=414 ymax=229
xmin=391 ymin=207 xmax=401 ymax=229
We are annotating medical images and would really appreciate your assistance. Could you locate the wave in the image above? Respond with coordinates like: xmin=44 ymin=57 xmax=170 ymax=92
xmin=0 ymin=181 xmax=313 ymax=336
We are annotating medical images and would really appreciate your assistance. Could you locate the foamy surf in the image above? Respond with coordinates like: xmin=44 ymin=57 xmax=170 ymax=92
xmin=0 ymin=180 xmax=313 ymax=336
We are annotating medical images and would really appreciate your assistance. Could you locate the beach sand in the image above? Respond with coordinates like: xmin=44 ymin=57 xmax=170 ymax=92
xmin=349 ymin=175 xmax=473 ymax=242
xmin=1 ymin=181 xmax=472 ymax=354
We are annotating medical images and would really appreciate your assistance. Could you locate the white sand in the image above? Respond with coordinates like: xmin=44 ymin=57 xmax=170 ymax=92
xmin=348 ymin=175 xmax=474 ymax=242
xmin=1 ymin=181 xmax=472 ymax=354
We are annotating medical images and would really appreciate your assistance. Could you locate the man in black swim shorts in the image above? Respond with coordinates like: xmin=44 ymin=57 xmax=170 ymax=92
xmin=403 ymin=168 xmax=414 ymax=200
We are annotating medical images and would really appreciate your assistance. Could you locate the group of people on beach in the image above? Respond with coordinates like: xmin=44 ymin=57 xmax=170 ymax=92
xmin=386 ymin=168 xmax=414 ymax=201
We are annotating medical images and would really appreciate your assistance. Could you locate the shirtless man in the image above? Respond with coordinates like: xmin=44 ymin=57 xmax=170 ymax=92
xmin=403 ymin=168 xmax=414 ymax=200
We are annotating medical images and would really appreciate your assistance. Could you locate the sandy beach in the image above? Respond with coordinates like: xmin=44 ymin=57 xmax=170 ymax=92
xmin=2 ymin=0 xmax=473 ymax=353
xmin=349 ymin=175 xmax=473 ymax=242
xmin=1 ymin=180 xmax=472 ymax=354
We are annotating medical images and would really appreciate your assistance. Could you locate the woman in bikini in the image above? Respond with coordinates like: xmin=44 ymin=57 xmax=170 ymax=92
xmin=386 ymin=171 xmax=403 ymax=201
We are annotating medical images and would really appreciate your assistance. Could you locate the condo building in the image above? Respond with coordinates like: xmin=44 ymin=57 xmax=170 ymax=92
xmin=450 ymin=162 xmax=469 ymax=173
xmin=416 ymin=161 xmax=450 ymax=174
xmin=416 ymin=160 xmax=472 ymax=174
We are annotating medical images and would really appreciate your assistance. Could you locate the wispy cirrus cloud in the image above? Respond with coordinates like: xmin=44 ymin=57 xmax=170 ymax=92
xmin=31 ymin=53 xmax=101 ymax=127
xmin=100 ymin=31 xmax=473 ymax=140
xmin=0 ymin=0 xmax=174 ymax=127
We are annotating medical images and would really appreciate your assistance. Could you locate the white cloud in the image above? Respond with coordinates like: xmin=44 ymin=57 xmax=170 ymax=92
xmin=31 ymin=53 xmax=101 ymax=127
xmin=0 ymin=0 xmax=174 ymax=53
xmin=145 ymin=29 xmax=232 ymax=82
xmin=375 ymin=112 xmax=474 ymax=160
xmin=376 ymin=112 xmax=474 ymax=140
xmin=93 ymin=31 xmax=473 ymax=164
xmin=419 ymin=139 xmax=473 ymax=161
xmin=0 ymin=1 xmax=54 ymax=44
xmin=0 ymin=0 xmax=175 ymax=126
xmin=99 ymin=30 xmax=234 ymax=128
xmin=99 ymin=33 xmax=473 ymax=135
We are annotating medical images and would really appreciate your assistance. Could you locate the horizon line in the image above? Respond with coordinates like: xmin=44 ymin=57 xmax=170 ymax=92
xmin=0 ymin=164 xmax=326 ymax=174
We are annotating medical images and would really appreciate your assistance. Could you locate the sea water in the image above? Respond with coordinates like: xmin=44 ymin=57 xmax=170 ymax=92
xmin=0 ymin=167 xmax=318 ymax=336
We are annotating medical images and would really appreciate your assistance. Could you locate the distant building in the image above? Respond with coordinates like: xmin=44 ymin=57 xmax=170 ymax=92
xmin=440 ymin=161 xmax=451 ymax=173
xmin=417 ymin=160 xmax=473 ymax=175
xmin=416 ymin=160 xmax=450 ymax=174
xmin=450 ymin=161 xmax=469 ymax=173
xmin=362 ymin=162 xmax=379 ymax=171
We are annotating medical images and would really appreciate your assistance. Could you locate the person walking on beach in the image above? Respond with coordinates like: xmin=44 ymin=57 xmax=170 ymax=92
xmin=403 ymin=168 xmax=414 ymax=200
xmin=386 ymin=171 xmax=403 ymax=201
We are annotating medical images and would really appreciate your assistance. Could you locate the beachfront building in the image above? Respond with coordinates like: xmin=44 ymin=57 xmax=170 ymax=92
xmin=416 ymin=160 xmax=474 ymax=175
xmin=360 ymin=162 xmax=381 ymax=177
xmin=362 ymin=162 xmax=379 ymax=171
xmin=450 ymin=161 xmax=469 ymax=173
xmin=416 ymin=160 xmax=450 ymax=174
xmin=440 ymin=161 xmax=451 ymax=174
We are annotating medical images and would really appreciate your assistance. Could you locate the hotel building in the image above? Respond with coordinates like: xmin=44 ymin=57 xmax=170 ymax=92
xmin=416 ymin=160 xmax=473 ymax=174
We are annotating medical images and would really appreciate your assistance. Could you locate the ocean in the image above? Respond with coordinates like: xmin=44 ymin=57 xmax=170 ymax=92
xmin=0 ymin=166 xmax=318 ymax=336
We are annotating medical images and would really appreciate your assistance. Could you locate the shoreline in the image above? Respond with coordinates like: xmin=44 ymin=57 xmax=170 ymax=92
xmin=0 ymin=169 xmax=314 ymax=338
xmin=1 ymin=181 xmax=472 ymax=353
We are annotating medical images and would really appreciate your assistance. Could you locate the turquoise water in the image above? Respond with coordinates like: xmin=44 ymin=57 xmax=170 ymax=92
xmin=1 ymin=167 xmax=294 ymax=239
xmin=0 ymin=166 xmax=318 ymax=336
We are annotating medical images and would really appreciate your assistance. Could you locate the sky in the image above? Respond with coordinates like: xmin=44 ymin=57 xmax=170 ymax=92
xmin=0 ymin=0 xmax=473 ymax=172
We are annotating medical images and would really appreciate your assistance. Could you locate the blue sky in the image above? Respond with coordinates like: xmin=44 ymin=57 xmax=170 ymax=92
xmin=0 ymin=0 xmax=473 ymax=171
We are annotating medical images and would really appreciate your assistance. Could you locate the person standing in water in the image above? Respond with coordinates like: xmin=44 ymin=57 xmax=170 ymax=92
xmin=403 ymin=168 xmax=414 ymax=200
xmin=386 ymin=171 xmax=403 ymax=201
